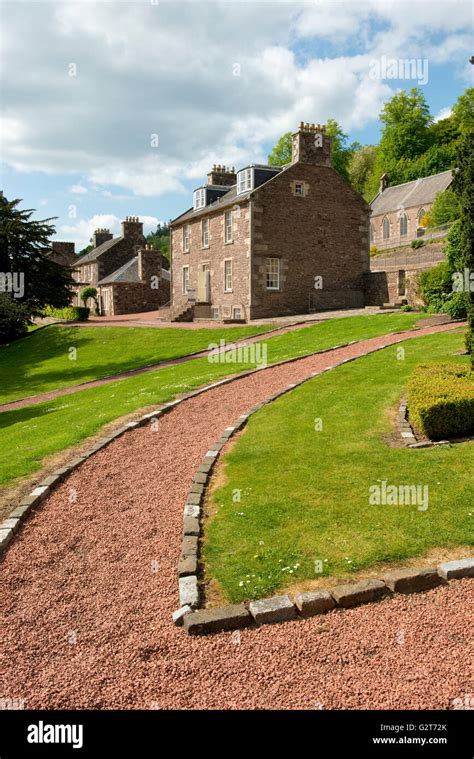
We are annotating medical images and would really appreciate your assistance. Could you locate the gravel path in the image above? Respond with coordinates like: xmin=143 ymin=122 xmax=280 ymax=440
xmin=1 ymin=321 xmax=471 ymax=710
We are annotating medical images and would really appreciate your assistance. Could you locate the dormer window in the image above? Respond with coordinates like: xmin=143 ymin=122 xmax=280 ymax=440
xmin=193 ymin=188 xmax=206 ymax=209
xmin=237 ymin=168 xmax=253 ymax=194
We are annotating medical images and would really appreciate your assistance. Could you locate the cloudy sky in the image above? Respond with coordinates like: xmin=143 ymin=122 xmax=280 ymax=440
xmin=1 ymin=0 xmax=472 ymax=250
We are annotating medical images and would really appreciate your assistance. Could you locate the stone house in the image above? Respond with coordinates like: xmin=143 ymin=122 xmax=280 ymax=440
xmin=71 ymin=217 xmax=170 ymax=316
xmin=46 ymin=241 xmax=77 ymax=268
xmin=370 ymin=169 xmax=453 ymax=248
xmin=169 ymin=122 xmax=371 ymax=322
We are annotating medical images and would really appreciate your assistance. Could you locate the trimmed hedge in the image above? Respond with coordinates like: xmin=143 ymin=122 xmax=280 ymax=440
xmin=43 ymin=305 xmax=90 ymax=321
xmin=408 ymin=363 xmax=474 ymax=440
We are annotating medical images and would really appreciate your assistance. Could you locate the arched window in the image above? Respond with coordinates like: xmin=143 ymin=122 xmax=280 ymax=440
xmin=399 ymin=213 xmax=408 ymax=237
xmin=370 ymin=223 xmax=374 ymax=243
xmin=382 ymin=217 xmax=390 ymax=240
xmin=417 ymin=208 xmax=426 ymax=227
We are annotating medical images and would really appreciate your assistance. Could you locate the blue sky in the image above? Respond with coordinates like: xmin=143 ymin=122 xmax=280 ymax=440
xmin=1 ymin=0 xmax=472 ymax=250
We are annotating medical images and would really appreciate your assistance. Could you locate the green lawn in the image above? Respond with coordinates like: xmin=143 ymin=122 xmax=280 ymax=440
xmin=0 ymin=323 xmax=274 ymax=404
xmin=0 ymin=312 xmax=425 ymax=490
xmin=204 ymin=330 xmax=473 ymax=603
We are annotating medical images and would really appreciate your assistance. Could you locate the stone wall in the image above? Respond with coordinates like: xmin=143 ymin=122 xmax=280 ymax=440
xmin=171 ymin=202 xmax=251 ymax=320
xmin=106 ymin=278 xmax=170 ymax=316
xmin=249 ymin=161 xmax=370 ymax=319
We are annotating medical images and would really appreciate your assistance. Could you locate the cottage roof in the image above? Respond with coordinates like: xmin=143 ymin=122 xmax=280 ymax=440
xmin=76 ymin=237 xmax=120 ymax=265
xmin=371 ymin=170 xmax=453 ymax=216
xmin=171 ymin=164 xmax=290 ymax=226
xmin=98 ymin=257 xmax=139 ymax=284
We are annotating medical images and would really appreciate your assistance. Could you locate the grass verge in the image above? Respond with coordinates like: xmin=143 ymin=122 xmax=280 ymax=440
xmin=0 ymin=323 xmax=274 ymax=404
xmin=204 ymin=330 xmax=473 ymax=603
xmin=0 ymin=312 xmax=425 ymax=490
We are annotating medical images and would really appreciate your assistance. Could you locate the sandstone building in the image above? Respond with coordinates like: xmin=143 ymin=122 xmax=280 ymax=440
xmin=71 ymin=217 xmax=170 ymax=316
xmin=169 ymin=122 xmax=371 ymax=321
xmin=370 ymin=169 xmax=453 ymax=248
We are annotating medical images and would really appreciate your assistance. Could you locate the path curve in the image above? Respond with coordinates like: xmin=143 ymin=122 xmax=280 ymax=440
xmin=1 ymin=322 xmax=471 ymax=710
xmin=0 ymin=321 xmax=308 ymax=413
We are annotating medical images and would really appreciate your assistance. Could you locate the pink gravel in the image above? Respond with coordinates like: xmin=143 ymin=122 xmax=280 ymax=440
xmin=0 ymin=322 xmax=471 ymax=710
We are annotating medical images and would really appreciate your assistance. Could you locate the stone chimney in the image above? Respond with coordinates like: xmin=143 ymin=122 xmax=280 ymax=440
xmin=93 ymin=228 xmax=113 ymax=248
xmin=121 ymin=216 xmax=144 ymax=242
xmin=291 ymin=122 xmax=332 ymax=166
xmin=138 ymin=244 xmax=161 ymax=287
xmin=206 ymin=165 xmax=236 ymax=186
xmin=379 ymin=173 xmax=389 ymax=193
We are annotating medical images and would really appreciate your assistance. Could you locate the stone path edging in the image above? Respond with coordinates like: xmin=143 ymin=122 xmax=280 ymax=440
xmin=397 ymin=395 xmax=474 ymax=448
xmin=172 ymin=326 xmax=473 ymax=635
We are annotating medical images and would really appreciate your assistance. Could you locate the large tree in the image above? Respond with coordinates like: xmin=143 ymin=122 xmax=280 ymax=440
xmin=0 ymin=193 xmax=73 ymax=314
xmin=348 ymin=144 xmax=378 ymax=200
xmin=452 ymin=129 xmax=474 ymax=364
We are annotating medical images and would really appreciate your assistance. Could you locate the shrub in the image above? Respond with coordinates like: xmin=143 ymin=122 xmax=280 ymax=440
xmin=411 ymin=238 xmax=424 ymax=249
xmin=443 ymin=291 xmax=469 ymax=319
xmin=444 ymin=219 xmax=463 ymax=271
xmin=408 ymin=363 xmax=474 ymax=439
xmin=43 ymin=305 xmax=90 ymax=321
xmin=400 ymin=304 xmax=413 ymax=312
xmin=0 ymin=294 xmax=31 ymax=344
xmin=419 ymin=262 xmax=452 ymax=310
xmin=370 ymin=245 xmax=378 ymax=257
xmin=427 ymin=189 xmax=461 ymax=227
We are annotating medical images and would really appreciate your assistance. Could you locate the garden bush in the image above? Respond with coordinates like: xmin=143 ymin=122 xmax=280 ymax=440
xmin=0 ymin=294 xmax=31 ymax=344
xmin=408 ymin=363 xmax=474 ymax=439
xmin=43 ymin=305 xmax=90 ymax=321
xmin=411 ymin=238 xmax=424 ymax=249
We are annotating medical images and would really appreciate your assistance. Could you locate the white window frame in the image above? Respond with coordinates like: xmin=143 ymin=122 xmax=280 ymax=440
xmin=265 ymin=257 xmax=280 ymax=290
xmin=294 ymin=183 xmax=304 ymax=196
xmin=102 ymin=289 xmax=109 ymax=312
xmin=211 ymin=306 xmax=220 ymax=320
xmin=224 ymin=210 xmax=233 ymax=243
xmin=193 ymin=188 xmax=206 ymax=210
xmin=233 ymin=307 xmax=242 ymax=320
xmin=201 ymin=218 xmax=209 ymax=248
xmin=182 ymin=265 xmax=190 ymax=294
xmin=183 ymin=224 xmax=190 ymax=253
xmin=224 ymin=258 xmax=233 ymax=292
xmin=237 ymin=168 xmax=253 ymax=194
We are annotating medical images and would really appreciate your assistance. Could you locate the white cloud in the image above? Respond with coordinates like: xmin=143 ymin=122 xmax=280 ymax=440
xmin=70 ymin=183 xmax=88 ymax=194
xmin=1 ymin=0 xmax=471 ymax=199
xmin=434 ymin=106 xmax=453 ymax=122
xmin=58 ymin=214 xmax=160 ymax=251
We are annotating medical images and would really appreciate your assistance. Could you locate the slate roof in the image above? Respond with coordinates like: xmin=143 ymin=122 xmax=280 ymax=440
xmin=76 ymin=237 xmax=120 ymax=264
xmin=98 ymin=256 xmax=139 ymax=284
xmin=371 ymin=170 xmax=453 ymax=216
xmin=171 ymin=164 xmax=290 ymax=225
xmin=98 ymin=257 xmax=171 ymax=285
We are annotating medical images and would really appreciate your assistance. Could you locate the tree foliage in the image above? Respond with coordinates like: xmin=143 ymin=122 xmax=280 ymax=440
xmin=146 ymin=222 xmax=170 ymax=267
xmin=452 ymin=129 xmax=474 ymax=361
xmin=0 ymin=193 xmax=73 ymax=315
xmin=268 ymin=132 xmax=292 ymax=166
xmin=428 ymin=189 xmax=461 ymax=227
